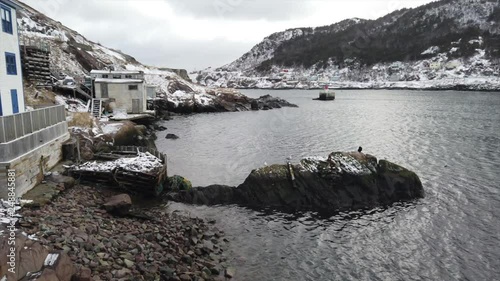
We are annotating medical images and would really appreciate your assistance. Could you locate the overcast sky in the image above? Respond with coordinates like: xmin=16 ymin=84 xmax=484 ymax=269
xmin=21 ymin=0 xmax=435 ymax=70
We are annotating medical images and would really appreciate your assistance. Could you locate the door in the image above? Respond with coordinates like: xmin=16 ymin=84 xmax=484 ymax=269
xmin=11 ymin=89 xmax=18 ymax=114
xmin=100 ymin=83 xmax=108 ymax=98
xmin=132 ymin=99 xmax=140 ymax=114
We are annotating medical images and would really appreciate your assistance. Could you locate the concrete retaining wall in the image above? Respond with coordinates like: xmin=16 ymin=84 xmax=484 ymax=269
xmin=0 ymin=132 xmax=70 ymax=199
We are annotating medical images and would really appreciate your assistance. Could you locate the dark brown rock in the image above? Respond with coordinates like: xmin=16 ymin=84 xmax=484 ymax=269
xmin=18 ymin=241 xmax=50 ymax=279
xmin=72 ymin=267 xmax=92 ymax=281
xmin=103 ymin=194 xmax=132 ymax=216
xmin=43 ymin=252 xmax=76 ymax=281
xmin=46 ymin=174 xmax=76 ymax=190
xmin=170 ymin=151 xmax=424 ymax=213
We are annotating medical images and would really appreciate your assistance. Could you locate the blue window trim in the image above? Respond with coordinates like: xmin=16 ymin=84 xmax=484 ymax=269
xmin=5 ymin=52 xmax=17 ymax=75
xmin=10 ymin=89 xmax=18 ymax=114
xmin=1 ymin=4 xmax=13 ymax=34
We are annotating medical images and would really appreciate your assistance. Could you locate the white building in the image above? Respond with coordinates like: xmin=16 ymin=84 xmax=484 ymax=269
xmin=90 ymin=70 xmax=153 ymax=114
xmin=0 ymin=0 xmax=24 ymax=116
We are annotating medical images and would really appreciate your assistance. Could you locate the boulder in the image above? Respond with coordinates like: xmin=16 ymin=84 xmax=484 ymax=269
xmin=253 ymin=95 xmax=298 ymax=110
xmin=42 ymin=252 xmax=75 ymax=281
xmin=72 ymin=267 xmax=92 ymax=281
xmin=20 ymin=268 xmax=60 ymax=281
xmin=103 ymin=194 xmax=132 ymax=216
xmin=165 ymin=134 xmax=180 ymax=140
xmin=18 ymin=241 xmax=50 ymax=279
xmin=167 ymin=176 xmax=192 ymax=192
xmin=80 ymin=147 xmax=94 ymax=161
xmin=169 ymin=152 xmax=424 ymax=213
xmin=45 ymin=174 xmax=76 ymax=190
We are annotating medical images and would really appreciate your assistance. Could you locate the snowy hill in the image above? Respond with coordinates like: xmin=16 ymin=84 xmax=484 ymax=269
xmin=222 ymin=18 xmax=364 ymax=72
xmin=198 ymin=0 xmax=500 ymax=90
xmin=14 ymin=0 xmax=216 ymax=110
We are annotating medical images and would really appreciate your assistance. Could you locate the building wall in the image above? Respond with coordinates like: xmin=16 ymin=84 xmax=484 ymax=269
xmin=0 ymin=132 xmax=70 ymax=199
xmin=0 ymin=1 xmax=24 ymax=116
xmin=95 ymin=82 xmax=147 ymax=113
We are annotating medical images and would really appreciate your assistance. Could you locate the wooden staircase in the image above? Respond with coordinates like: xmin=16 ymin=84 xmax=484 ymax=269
xmin=21 ymin=46 xmax=51 ymax=84
xmin=90 ymin=99 xmax=102 ymax=118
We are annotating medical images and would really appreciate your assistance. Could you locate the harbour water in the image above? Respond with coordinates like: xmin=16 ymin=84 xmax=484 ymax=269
xmin=157 ymin=89 xmax=500 ymax=281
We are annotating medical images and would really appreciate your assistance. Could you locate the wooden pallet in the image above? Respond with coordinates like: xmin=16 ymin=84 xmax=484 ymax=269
xmin=68 ymin=146 xmax=168 ymax=197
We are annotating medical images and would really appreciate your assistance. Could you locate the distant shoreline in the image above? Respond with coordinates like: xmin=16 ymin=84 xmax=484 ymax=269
xmin=236 ymin=86 xmax=500 ymax=92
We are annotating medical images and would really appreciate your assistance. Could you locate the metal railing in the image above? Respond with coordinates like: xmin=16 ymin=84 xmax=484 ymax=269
xmin=0 ymin=105 xmax=66 ymax=143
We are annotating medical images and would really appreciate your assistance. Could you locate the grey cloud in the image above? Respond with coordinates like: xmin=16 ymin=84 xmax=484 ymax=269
xmin=165 ymin=0 xmax=313 ymax=20
xmin=115 ymin=37 xmax=252 ymax=70
xmin=19 ymin=0 xmax=435 ymax=70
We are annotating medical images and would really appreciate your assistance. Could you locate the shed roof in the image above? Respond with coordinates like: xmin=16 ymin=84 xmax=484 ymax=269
xmin=91 ymin=70 xmax=144 ymax=75
xmin=95 ymin=78 xmax=143 ymax=84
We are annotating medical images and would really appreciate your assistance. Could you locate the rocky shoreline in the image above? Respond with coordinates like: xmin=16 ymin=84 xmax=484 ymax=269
xmin=12 ymin=184 xmax=233 ymax=281
xmin=156 ymin=91 xmax=298 ymax=115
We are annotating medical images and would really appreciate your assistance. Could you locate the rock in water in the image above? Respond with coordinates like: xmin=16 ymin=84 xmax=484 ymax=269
xmin=165 ymin=134 xmax=180 ymax=140
xmin=252 ymin=95 xmax=298 ymax=110
xmin=170 ymin=152 xmax=424 ymax=213
xmin=103 ymin=194 xmax=132 ymax=216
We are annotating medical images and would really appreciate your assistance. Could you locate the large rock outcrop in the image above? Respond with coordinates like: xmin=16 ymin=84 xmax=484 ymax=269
xmin=167 ymin=152 xmax=424 ymax=213
xmin=156 ymin=88 xmax=298 ymax=114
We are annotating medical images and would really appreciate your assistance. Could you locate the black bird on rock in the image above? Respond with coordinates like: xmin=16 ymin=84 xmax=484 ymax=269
xmin=358 ymin=146 xmax=363 ymax=153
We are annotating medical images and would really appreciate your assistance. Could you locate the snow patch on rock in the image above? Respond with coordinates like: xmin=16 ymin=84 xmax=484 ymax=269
xmin=72 ymin=152 xmax=163 ymax=174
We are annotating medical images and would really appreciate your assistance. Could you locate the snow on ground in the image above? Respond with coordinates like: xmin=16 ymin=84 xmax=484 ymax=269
xmin=55 ymin=95 xmax=88 ymax=112
xmin=0 ymin=199 xmax=34 ymax=239
xmin=72 ymin=152 xmax=163 ymax=174
xmin=168 ymin=90 xmax=215 ymax=107
xmin=101 ymin=123 xmax=123 ymax=135
xmin=421 ymin=46 xmax=440 ymax=55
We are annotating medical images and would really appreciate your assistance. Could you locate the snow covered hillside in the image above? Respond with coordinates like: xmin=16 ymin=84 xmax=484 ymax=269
xmin=198 ymin=0 xmax=500 ymax=90
xmin=221 ymin=18 xmax=365 ymax=72
xmin=14 ymin=0 xmax=215 ymax=109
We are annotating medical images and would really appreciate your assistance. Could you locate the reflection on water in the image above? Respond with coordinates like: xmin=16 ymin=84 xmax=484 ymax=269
xmin=157 ymin=90 xmax=500 ymax=281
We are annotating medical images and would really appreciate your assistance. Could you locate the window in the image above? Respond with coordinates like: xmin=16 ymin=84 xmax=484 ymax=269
xmin=5 ymin=53 xmax=17 ymax=75
xmin=128 ymin=85 xmax=138 ymax=90
xmin=102 ymin=74 xmax=109 ymax=78
xmin=11 ymin=89 xmax=18 ymax=114
xmin=1 ymin=5 xmax=12 ymax=34
xmin=113 ymin=74 xmax=122 ymax=79
xmin=125 ymin=75 xmax=133 ymax=79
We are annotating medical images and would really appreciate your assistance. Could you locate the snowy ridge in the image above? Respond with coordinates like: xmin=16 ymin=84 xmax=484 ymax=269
xmin=221 ymin=18 xmax=364 ymax=72
xmin=422 ymin=0 xmax=498 ymax=31
xmin=223 ymin=28 xmax=310 ymax=72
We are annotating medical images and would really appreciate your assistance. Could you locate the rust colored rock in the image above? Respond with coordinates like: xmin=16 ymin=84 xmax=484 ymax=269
xmin=18 ymin=241 xmax=50 ymax=279
xmin=103 ymin=194 xmax=132 ymax=216
xmin=43 ymin=252 xmax=76 ymax=281
xmin=21 ymin=268 xmax=60 ymax=281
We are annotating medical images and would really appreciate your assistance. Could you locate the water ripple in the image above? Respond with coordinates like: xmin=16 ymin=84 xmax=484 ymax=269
xmin=158 ymin=90 xmax=500 ymax=281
